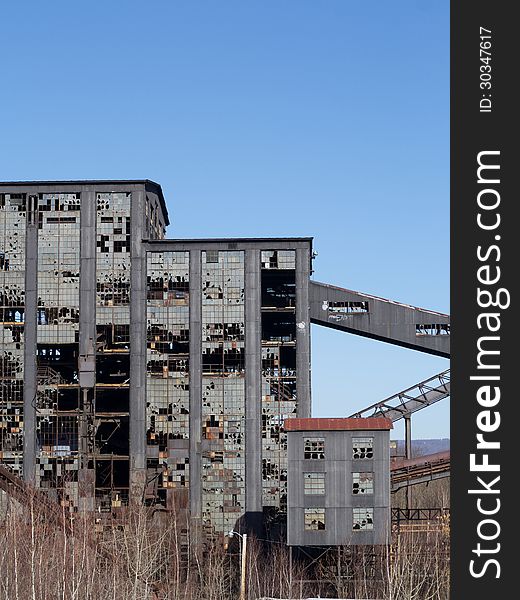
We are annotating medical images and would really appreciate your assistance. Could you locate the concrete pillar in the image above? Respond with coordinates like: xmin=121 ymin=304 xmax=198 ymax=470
xmin=79 ymin=190 xmax=97 ymax=366
xmin=245 ymin=249 xmax=262 ymax=514
xmin=78 ymin=189 xmax=96 ymax=510
xmin=129 ymin=190 xmax=147 ymax=500
xmin=23 ymin=196 xmax=38 ymax=483
xmin=189 ymin=250 xmax=202 ymax=519
xmin=295 ymin=247 xmax=311 ymax=418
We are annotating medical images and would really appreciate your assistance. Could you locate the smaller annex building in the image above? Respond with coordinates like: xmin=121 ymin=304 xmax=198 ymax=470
xmin=286 ymin=417 xmax=392 ymax=546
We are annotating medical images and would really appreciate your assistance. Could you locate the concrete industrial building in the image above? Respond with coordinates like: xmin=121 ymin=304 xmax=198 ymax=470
xmin=0 ymin=180 xmax=450 ymax=542
xmin=286 ymin=417 xmax=392 ymax=546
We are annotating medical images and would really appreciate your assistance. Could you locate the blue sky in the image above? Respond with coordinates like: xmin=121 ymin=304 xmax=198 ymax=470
xmin=1 ymin=1 xmax=449 ymax=438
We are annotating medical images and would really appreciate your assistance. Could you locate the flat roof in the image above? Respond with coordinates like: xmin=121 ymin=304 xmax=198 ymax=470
xmin=0 ymin=180 xmax=169 ymax=226
xmin=146 ymin=237 xmax=313 ymax=243
xmin=285 ymin=417 xmax=393 ymax=431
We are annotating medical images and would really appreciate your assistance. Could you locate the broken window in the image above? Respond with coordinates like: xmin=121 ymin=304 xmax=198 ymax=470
xmin=37 ymin=344 xmax=79 ymax=382
xmin=95 ymin=417 xmax=129 ymax=455
xmin=353 ymin=507 xmax=374 ymax=530
xmin=146 ymin=252 xmax=190 ymax=505
xmin=353 ymin=437 xmax=373 ymax=459
xmin=145 ymin=196 xmax=167 ymax=241
xmin=37 ymin=415 xmax=78 ymax=452
xmin=0 ymin=194 xmax=26 ymax=475
xmin=36 ymin=454 xmax=80 ymax=509
xmin=416 ymin=323 xmax=450 ymax=336
xmin=304 ymin=437 xmax=325 ymax=460
xmin=261 ymin=312 xmax=296 ymax=342
xmin=352 ymin=472 xmax=374 ymax=494
xmin=261 ymin=346 xmax=296 ymax=377
xmin=95 ymin=458 xmax=129 ymax=510
xmin=96 ymin=324 xmax=130 ymax=351
xmin=35 ymin=193 xmax=81 ymax=508
xmin=96 ymin=193 xmax=131 ymax=307
xmin=261 ymin=407 xmax=292 ymax=505
xmin=260 ymin=249 xmax=297 ymax=512
xmin=303 ymin=472 xmax=325 ymax=495
xmin=96 ymin=354 xmax=129 ymax=384
xmin=261 ymin=270 xmax=296 ymax=308
xmin=95 ymin=193 xmax=132 ymax=508
xmin=57 ymin=388 xmax=81 ymax=412
xmin=201 ymin=251 xmax=246 ymax=535
xmin=147 ymin=268 xmax=189 ymax=302
xmin=1 ymin=307 xmax=25 ymax=323
xmin=327 ymin=301 xmax=369 ymax=314
xmin=95 ymin=387 xmax=129 ymax=413
xmin=261 ymin=250 xmax=296 ymax=270
xmin=304 ymin=508 xmax=325 ymax=531
xmin=202 ymin=345 xmax=244 ymax=374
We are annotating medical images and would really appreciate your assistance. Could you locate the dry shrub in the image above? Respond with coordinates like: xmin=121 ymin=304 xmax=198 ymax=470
xmin=0 ymin=490 xmax=449 ymax=600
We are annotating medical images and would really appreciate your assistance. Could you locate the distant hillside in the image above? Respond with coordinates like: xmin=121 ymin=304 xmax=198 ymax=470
xmin=391 ymin=438 xmax=450 ymax=458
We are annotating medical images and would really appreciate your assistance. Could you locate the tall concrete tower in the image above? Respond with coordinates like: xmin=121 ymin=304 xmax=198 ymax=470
xmin=0 ymin=181 xmax=313 ymax=539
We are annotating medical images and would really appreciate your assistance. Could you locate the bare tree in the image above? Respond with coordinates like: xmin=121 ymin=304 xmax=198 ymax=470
xmin=0 ymin=487 xmax=449 ymax=600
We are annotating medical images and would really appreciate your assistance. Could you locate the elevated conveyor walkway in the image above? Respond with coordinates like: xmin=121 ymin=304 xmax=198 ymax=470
xmin=310 ymin=281 xmax=450 ymax=357
xmin=391 ymin=451 xmax=450 ymax=492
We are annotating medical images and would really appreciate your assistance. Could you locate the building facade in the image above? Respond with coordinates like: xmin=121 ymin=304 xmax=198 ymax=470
xmin=0 ymin=181 xmax=312 ymax=539
xmin=143 ymin=238 xmax=312 ymax=538
xmin=0 ymin=181 xmax=168 ymax=512
xmin=286 ymin=418 xmax=392 ymax=546
xmin=1 ymin=179 xmax=450 ymax=543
